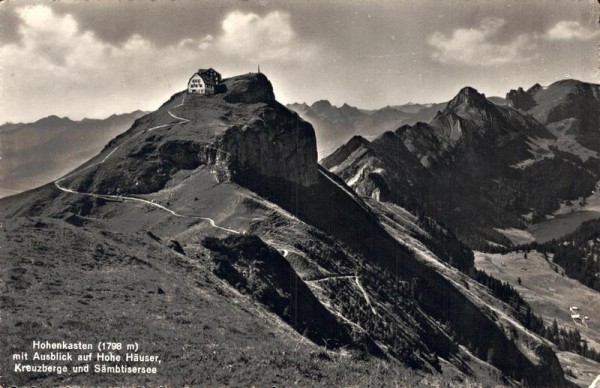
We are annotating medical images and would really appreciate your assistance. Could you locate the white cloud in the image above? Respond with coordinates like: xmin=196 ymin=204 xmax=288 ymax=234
xmin=545 ymin=21 xmax=600 ymax=41
xmin=428 ymin=18 xmax=535 ymax=66
xmin=209 ymin=11 xmax=316 ymax=61
xmin=0 ymin=6 xmax=317 ymax=123
xmin=0 ymin=5 xmax=207 ymax=122
xmin=217 ymin=11 xmax=294 ymax=60
xmin=179 ymin=11 xmax=316 ymax=60
xmin=198 ymin=35 xmax=214 ymax=50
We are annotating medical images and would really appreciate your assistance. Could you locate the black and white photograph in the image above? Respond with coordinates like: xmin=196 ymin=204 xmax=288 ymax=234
xmin=1 ymin=0 xmax=600 ymax=386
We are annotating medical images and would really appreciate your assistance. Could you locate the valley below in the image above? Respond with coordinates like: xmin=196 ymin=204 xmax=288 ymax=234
xmin=475 ymin=250 xmax=600 ymax=386
xmin=499 ymin=182 xmax=600 ymax=245
xmin=528 ymin=210 xmax=600 ymax=244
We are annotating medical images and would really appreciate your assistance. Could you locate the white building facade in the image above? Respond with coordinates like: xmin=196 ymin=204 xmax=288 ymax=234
xmin=187 ymin=68 xmax=222 ymax=95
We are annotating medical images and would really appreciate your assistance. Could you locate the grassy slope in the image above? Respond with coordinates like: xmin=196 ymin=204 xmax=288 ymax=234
xmin=474 ymin=250 xmax=600 ymax=386
xmin=0 ymin=181 xmax=508 ymax=386
xmin=0 ymin=217 xmax=431 ymax=386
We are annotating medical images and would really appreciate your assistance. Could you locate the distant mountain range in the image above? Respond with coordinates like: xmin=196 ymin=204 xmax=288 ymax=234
xmin=0 ymin=111 xmax=147 ymax=198
xmin=287 ymin=98 xmax=506 ymax=157
xmin=323 ymin=79 xmax=600 ymax=249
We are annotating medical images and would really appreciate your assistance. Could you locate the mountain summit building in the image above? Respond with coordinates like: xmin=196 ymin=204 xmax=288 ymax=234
xmin=187 ymin=68 xmax=222 ymax=95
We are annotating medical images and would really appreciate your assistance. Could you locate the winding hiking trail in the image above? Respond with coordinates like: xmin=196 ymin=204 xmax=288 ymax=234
xmin=54 ymin=100 xmax=240 ymax=235
xmin=306 ymin=274 xmax=378 ymax=316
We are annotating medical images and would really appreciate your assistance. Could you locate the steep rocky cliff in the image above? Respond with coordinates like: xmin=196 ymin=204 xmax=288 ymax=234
xmin=506 ymin=85 xmax=539 ymax=111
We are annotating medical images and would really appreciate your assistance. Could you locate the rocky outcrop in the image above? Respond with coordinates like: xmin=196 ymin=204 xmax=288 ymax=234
xmin=218 ymin=73 xmax=318 ymax=187
xmin=505 ymin=80 xmax=600 ymax=152
xmin=508 ymin=80 xmax=600 ymax=129
xmin=527 ymin=344 xmax=568 ymax=388
xmin=222 ymin=73 xmax=275 ymax=104
xmin=203 ymin=234 xmax=362 ymax=350
xmin=220 ymin=103 xmax=319 ymax=187
xmin=506 ymin=86 xmax=538 ymax=111
xmin=538 ymin=81 xmax=600 ymax=129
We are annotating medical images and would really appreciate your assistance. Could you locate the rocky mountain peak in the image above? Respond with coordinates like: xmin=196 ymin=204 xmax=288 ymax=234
xmin=429 ymin=87 xmax=500 ymax=141
xmin=550 ymin=78 xmax=585 ymax=88
xmin=507 ymin=79 xmax=600 ymax=132
xmin=222 ymin=72 xmax=275 ymax=104
xmin=339 ymin=103 xmax=364 ymax=117
xmin=445 ymin=87 xmax=489 ymax=112
xmin=506 ymin=86 xmax=538 ymax=111
xmin=346 ymin=134 xmax=370 ymax=148
xmin=286 ymin=102 xmax=310 ymax=110
xmin=34 ymin=115 xmax=74 ymax=126
xmin=310 ymin=99 xmax=334 ymax=112
xmin=527 ymin=83 xmax=542 ymax=94
xmin=61 ymin=72 xmax=319 ymax=196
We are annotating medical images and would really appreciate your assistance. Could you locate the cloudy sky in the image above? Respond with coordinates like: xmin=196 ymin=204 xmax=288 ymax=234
xmin=1 ymin=0 xmax=598 ymax=123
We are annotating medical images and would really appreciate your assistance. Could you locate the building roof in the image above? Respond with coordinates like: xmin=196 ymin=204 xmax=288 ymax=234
xmin=198 ymin=73 xmax=217 ymax=86
xmin=187 ymin=73 xmax=202 ymax=86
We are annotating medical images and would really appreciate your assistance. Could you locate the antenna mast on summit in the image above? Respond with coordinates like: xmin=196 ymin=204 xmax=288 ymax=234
xmin=258 ymin=64 xmax=261 ymax=74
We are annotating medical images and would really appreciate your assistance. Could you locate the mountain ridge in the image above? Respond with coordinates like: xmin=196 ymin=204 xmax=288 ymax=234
xmin=287 ymin=99 xmax=445 ymax=157
xmin=324 ymin=81 xmax=600 ymax=249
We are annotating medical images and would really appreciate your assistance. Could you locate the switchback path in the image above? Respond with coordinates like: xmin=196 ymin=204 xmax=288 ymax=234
xmin=168 ymin=110 xmax=190 ymax=122
xmin=54 ymin=104 xmax=239 ymax=235
xmin=354 ymin=276 xmax=378 ymax=316
xmin=174 ymin=95 xmax=186 ymax=107
xmin=306 ymin=274 xmax=378 ymax=316
xmin=306 ymin=274 xmax=356 ymax=282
